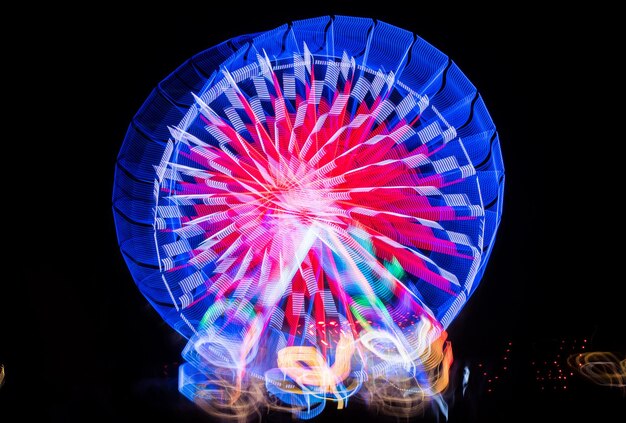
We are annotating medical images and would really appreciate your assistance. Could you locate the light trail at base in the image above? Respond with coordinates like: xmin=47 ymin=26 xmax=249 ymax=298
xmin=180 ymin=316 xmax=452 ymax=419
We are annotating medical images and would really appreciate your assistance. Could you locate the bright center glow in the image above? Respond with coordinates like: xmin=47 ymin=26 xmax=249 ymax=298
xmin=277 ymin=186 xmax=333 ymax=217
xmin=270 ymin=169 xmax=338 ymax=225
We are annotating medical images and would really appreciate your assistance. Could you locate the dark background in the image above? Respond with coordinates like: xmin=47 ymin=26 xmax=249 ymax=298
xmin=3 ymin=3 xmax=623 ymax=422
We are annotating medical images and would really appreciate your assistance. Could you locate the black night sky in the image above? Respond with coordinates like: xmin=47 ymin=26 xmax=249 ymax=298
xmin=3 ymin=3 xmax=624 ymax=422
